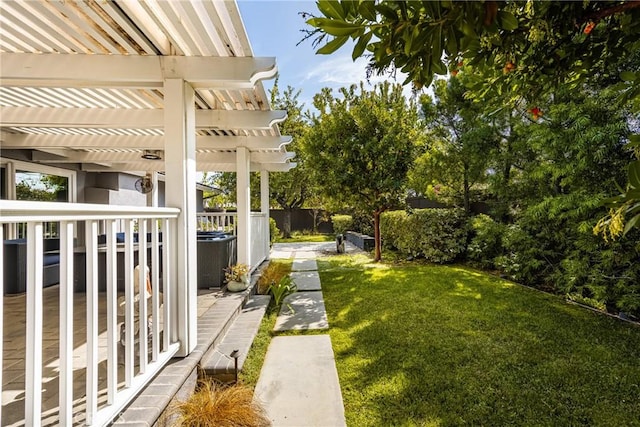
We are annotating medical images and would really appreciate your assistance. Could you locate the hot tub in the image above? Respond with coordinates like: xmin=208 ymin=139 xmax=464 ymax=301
xmin=196 ymin=232 xmax=237 ymax=288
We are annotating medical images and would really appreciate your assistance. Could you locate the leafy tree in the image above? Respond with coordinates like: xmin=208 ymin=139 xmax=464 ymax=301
xmin=205 ymin=172 xmax=261 ymax=211
xmin=305 ymin=82 xmax=425 ymax=261
xmin=304 ymin=1 xmax=640 ymax=95
xmin=491 ymin=89 xmax=637 ymax=313
xmin=304 ymin=0 xmax=640 ymax=234
xmin=410 ymin=77 xmax=497 ymax=212
xmin=16 ymin=173 xmax=67 ymax=201
xmin=268 ymin=82 xmax=312 ymax=238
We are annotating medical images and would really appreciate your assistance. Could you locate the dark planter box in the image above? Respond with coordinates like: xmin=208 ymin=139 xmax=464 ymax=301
xmin=345 ymin=231 xmax=375 ymax=252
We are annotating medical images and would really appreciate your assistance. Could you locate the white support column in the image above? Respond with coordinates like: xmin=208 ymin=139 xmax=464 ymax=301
xmin=164 ymin=78 xmax=197 ymax=356
xmin=236 ymin=147 xmax=251 ymax=266
xmin=260 ymin=170 xmax=270 ymax=260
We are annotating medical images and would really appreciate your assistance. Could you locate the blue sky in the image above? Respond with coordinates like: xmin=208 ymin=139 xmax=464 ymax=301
xmin=237 ymin=0 xmax=414 ymax=112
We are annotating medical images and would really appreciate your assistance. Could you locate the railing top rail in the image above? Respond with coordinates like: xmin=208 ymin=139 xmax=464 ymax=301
xmin=0 ymin=200 xmax=180 ymax=223
xmin=250 ymin=212 xmax=267 ymax=217
xmin=196 ymin=212 xmax=237 ymax=216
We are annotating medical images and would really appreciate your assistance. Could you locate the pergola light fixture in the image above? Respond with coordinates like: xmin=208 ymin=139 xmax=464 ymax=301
xmin=141 ymin=149 xmax=162 ymax=160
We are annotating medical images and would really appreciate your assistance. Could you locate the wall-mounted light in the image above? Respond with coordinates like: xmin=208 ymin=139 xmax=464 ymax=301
xmin=141 ymin=150 xmax=162 ymax=160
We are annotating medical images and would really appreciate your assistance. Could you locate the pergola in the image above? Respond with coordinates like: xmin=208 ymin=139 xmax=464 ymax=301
xmin=0 ymin=1 xmax=292 ymax=424
xmin=0 ymin=2 xmax=293 ymax=284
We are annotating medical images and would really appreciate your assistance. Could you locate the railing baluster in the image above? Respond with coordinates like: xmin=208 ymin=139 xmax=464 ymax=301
xmin=124 ymin=219 xmax=135 ymax=386
xmin=59 ymin=221 xmax=74 ymax=424
xmin=151 ymin=219 xmax=160 ymax=361
xmin=0 ymin=225 xmax=4 ymax=422
xmin=163 ymin=218 xmax=171 ymax=350
xmin=85 ymin=220 xmax=99 ymax=425
xmin=138 ymin=219 xmax=148 ymax=373
xmin=25 ymin=222 xmax=43 ymax=427
xmin=106 ymin=219 xmax=118 ymax=404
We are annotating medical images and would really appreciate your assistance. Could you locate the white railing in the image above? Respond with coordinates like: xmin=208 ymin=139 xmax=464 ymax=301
xmin=0 ymin=200 xmax=181 ymax=426
xmin=196 ymin=212 xmax=236 ymax=235
xmin=250 ymin=213 xmax=269 ymax=270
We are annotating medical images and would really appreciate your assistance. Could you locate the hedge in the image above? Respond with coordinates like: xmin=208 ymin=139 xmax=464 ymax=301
xmin=380 ymin=208 xmax=468 ymax=263
xmin=331 ymin=214 xmax=353 ymax=235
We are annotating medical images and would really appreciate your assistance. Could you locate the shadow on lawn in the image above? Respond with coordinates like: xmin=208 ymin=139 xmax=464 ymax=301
xmin=321 ymin=262 xmax=640 ymax=426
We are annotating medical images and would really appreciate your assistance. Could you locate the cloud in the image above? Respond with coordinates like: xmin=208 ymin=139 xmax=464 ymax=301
xmin=299 ymin=52 xmax=426 ymax=104
xmin=302 ymin=54 xmax=371 ymax=85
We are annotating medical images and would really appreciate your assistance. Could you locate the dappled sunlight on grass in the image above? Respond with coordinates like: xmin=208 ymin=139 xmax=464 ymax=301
xmin=452 ymin=281 xmax=483 ymax=299
xmin=319 ymin=260 xmax=640 ymax=426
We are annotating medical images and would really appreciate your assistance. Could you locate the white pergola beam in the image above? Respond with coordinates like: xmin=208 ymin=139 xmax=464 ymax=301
xmin=1 ymin=133 xmax=292 ymax=150
xmin=0 ymin=107 xmax=287 ymax=129
xmin=79 ymin=161 xmax=297 ymax=173
xmin=0 ymin=53 xmax=277 ymax=89
xmin=32 ymin=150 xmax=294 ymax=164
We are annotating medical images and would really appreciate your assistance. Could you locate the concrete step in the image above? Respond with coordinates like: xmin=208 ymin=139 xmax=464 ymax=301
xmin=201 ymin=294 xmax=271 ymax=383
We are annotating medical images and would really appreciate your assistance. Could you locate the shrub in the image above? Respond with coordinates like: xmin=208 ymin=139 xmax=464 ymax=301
xmin=491 ymin=193 xmax=640 ymax=317
xmin=173 ymin=379 xmax=270 ymax=427
xmin=331 ymin=214 xmax=353 ymax=235
xmin=467 ymin=214 xmax=506 ymax=269
xmin=557 ymin=226 xmax=640 ymax=316
xmin=269 ymin=217 xmax=280 ymax=244
xmin=380 ymin=208 xmax=468 ymax=263
xmin=351 ymin=211 xmax=374 ymax=236
xmin=379 ymin=210 xmax=406 ymax=250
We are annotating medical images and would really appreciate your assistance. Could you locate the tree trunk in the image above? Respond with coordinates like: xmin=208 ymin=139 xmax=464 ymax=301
xmin=503 ymin=137 xmax=512 ymax=184
xmin=373 ymin=210 xmax=382 ymax=262
xmin=463 ymin=164 xmax=470 ymax=214
xmin=283 ymin=208 xmax=292 ymax=238
xmin=311 ymin=209 xmax=319 ymax=234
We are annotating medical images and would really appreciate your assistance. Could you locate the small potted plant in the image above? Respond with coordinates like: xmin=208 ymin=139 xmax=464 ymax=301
xmin=225 ymin=263 xmax=250 ymax=292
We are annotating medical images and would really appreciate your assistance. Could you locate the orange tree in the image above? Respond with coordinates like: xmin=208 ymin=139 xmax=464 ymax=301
xmin=304 ymin=82 xmax=425 ymax=261
xmin=304 ymin=0 xmax=640 ymax=236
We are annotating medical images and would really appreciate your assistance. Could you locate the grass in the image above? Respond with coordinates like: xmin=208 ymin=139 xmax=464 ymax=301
xmin=316 ymin=255 xmax=640 ymax=426
xmin=275 ymin=232 xmax=334 ymax=243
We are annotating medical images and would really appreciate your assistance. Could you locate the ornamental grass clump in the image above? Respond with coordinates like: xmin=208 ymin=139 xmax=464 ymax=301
xmin=256 ymin=261 xmax=290 ymax=295
xmin=173 ymin=380 xmax=270 ymax=427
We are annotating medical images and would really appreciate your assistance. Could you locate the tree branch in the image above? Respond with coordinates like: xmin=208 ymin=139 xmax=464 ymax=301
xmin=583 ymin=1 xmax=640 ymax=23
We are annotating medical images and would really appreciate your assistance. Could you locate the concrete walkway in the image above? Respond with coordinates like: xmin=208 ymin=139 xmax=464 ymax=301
xmin=254 ymin=336 xmax=345 ymax=426
xmin=255 ymin=243 xmax=347 ymax=426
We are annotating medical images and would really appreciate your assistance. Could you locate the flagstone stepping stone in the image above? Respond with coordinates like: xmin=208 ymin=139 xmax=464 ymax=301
xmin=291 ymin=258 xmax=318 ymax=272
xmin=269 ymin=249 xmax=293 ymax=259
xmin=274 ymin=291 xmax=328 ymax=331
xmin=292 ymin=250 xmax=317 ymax=259
xmin=290 ymin=271 xmax=322 ymax=291
xmin=255 ymin=335 xmax=346 ymax=427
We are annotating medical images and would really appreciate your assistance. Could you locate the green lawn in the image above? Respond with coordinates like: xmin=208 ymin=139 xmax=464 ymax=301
xmin=317 ymin=255 xmax=640 ymax=426
xmin=275 ymin=233 xmax=334 ymax=243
